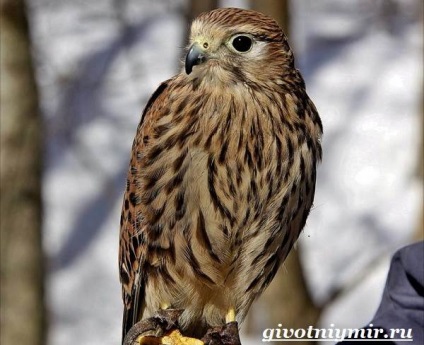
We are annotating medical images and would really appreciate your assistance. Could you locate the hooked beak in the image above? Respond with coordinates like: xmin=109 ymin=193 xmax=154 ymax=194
xmin=185 ymin=43 xmax=207 ymax=75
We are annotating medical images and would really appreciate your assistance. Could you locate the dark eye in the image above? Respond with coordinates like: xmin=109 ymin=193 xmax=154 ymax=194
xmin=232 ymin=35 xmax=253 ymax=52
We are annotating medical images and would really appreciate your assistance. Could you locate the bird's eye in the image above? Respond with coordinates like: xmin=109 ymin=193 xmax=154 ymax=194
xmin=231 ymin=35 xmax=253 ymax=53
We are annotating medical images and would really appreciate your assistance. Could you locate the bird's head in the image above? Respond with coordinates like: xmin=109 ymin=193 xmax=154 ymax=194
xmin=184 ymin=8 xmax=294 ymax=86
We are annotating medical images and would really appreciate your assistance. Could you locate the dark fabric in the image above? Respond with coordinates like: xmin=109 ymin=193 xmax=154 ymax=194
xmin=337 ymin=241 xmax=424 ymax=345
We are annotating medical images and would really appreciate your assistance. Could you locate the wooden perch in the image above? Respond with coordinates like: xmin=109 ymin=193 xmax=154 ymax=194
xmin=123 ymin=309 xmax=241 ymax=345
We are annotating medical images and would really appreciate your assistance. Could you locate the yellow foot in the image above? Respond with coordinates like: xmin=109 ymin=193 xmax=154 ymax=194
xmin=137 ymin=330 xmax=204 ymax=345
xmin=225 ymin=307 xmax=236 ymax=323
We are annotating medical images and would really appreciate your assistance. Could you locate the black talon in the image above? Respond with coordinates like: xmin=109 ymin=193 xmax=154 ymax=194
xmin=202 ymin=321 xmax=241 ymax=345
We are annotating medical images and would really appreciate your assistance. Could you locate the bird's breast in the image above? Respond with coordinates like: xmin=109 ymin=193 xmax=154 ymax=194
xmin=139 ymin=97 xmax=284 ymax=278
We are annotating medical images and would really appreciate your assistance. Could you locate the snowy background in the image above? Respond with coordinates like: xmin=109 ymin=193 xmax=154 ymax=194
xmin=27 ymin=0 xmax=423 ymax=344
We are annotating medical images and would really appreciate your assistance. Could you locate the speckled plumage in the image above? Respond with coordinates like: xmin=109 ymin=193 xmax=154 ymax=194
xmin=119 ymin=7 xmax=322 ymax=342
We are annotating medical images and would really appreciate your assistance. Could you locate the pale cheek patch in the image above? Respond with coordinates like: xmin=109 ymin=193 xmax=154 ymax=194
xmin=246 ymin=41 xmax=268 ymax=60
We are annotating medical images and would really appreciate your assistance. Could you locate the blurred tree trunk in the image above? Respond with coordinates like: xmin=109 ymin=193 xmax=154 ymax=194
xmin=414 ymin=87 xmax=423 ymax=241
xmin=246 ymin=2 xmax=321 ymax=344
xmin=250 ymin=0 xmax=290 ymax=36
xmin=247 ymin=251 xmax=322 ymax=345
xmin=0 ymin=1 xmax=45 ymax=345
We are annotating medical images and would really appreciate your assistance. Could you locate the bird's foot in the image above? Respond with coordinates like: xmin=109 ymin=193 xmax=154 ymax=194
xmin=124 ymin=309 xmax=203 ymax=345
xmin=201 ymin=322 xmax=241 ymax=345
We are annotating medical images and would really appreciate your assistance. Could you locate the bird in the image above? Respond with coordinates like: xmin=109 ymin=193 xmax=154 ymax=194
xmin=119 ymin=7 xmax=322 ymax=344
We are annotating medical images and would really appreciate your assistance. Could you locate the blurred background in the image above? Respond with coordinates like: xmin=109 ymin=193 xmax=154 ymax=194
xmin=1 ymin=0 xmax=422 ymax=344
